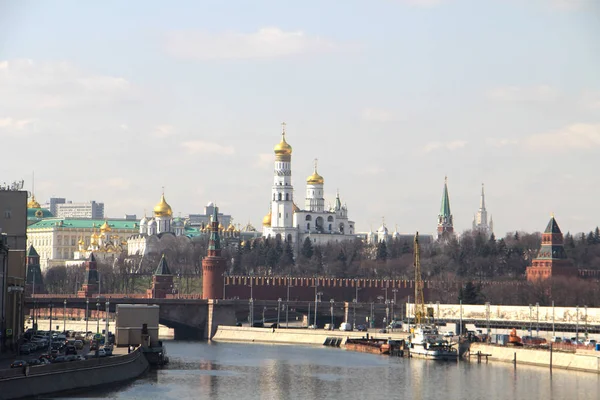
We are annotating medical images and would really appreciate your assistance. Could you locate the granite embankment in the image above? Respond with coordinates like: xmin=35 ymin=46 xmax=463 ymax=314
xmin=0 ymin=348 xmax=149 ymax=399
xmin=212 ymin=326 xmax=409 ymax=346
xmin=470 ymin=343 xmax=600 ymax=374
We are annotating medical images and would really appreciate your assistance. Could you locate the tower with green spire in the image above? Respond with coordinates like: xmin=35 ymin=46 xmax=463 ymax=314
xmin=437 ymin=177 xmax=454 ymax=240
xmin=25 ymin=245 xmax=45 ymax=295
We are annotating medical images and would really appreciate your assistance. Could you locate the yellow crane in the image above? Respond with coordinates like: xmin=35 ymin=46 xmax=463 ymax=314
xmin=414 ymin=232 xmax=426 ymax=326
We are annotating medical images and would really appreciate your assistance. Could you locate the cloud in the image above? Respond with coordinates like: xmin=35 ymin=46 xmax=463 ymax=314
xmin=361 ymin=108 xmax=406 ymax=122
xmin=165 ymin=27 xmax=337 ymax=60
xmin=486 ymin=138 xmax=519 ymax=147
xmin=0 ymin=117 xmax=34 ymax=133
xmin=525 ymin=123 xmax=600 ymax=151
xmin=254 ymin=153 xmax=273 ymax=169
xmin=0 ymin=59 xmax=134 ymax=110
xmin=487 ymin=85 xmax=559 ymax=102
xmin=423 ymin=140 xmax=467 ymax=153
xmin=181 ymin=140 xmax=235 ymax=155
xmin=154 ymin=124 xmax=176 ymax=138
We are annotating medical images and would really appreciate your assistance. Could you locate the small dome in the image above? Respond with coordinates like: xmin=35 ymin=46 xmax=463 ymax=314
xmin=227 ymin=223 xmax=236 ymax=232
xmin=207 ymin=201 xmax=214 ymax=207
xmin=378 ymin=224 xmax=388 ymax=233
xmin=100 ymin=220 xmax=111 ymax=232
xmin=173 ymin=218 xmax=184 ymax=227
xmin=140 ymin=216 xmax=148 ymax=225
xmin=27 ymin=194 xmax=41 ymax=209
xmin=262 ymin=211 xmax=272 ymax=227
xmin=306 ymin=170 xmax=324 ymax=185
xmin=218 ymin=223 xmax=225 ymax=230
xmin=153 ymin=194 xmax=173 ymax=217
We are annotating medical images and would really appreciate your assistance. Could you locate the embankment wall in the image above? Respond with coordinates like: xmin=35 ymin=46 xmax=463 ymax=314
xmin=212 ymin=326 xmax=409 ymax=346
xmin=470 ymin=343 xmax=600 ymax=374
xmin=0 ymin=348 xmax=149 ymax=399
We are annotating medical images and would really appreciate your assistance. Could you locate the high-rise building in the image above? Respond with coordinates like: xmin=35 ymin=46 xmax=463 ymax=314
xmin=472 ymin=183 xmax=493 ymax=237
xmin=55 ymin=200 xmax=104 ymax=219
xmin=44 ymin=197 xmax=66 ymax=216
xmin=437 ymin=177 xmax=454 ymax=240
xmin=0 ymin=188 xmax=27 ymax=352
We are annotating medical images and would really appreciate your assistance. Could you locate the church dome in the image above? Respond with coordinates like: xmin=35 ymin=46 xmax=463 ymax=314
xmin=227 ymin=223 xmax=236 ymax=232
xmin=378 ymin=224 xmax=388 ymax=234
xmin=262 ymin=211 xmax=272 ymax=227
xmin=100 ymin=220 xmax=111 ymax=232
xmin=153 ymin=194 xmax=173 ymax=217
xmin=140 ymin=216 xmax=148 ymax=226
xmin=27 ymin=194 xmax=41 ymax=209
xmin=274 ymin=134 xmax=292 ymax=158
xmin=306 ymin=170 xmax=324 ymax=185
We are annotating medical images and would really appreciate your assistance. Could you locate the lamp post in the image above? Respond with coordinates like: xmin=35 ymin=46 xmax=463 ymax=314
xmin=277 ymin=298 xmax=282 ymax=327
xmin=105 ymin=301 xmax=110 ymax=336
xmin=96 ymin=302 xmax=100 ymax=333
xmin=552 ymin=300 xmax=555 ymax=337
xmin=248 ymin=298 xmax=254 ymax=326
xmin=85 ymin=299 xmax=89 ymax=333
xmin=330 ymin=299 xmax=334 ymax=330
xmin=390 ymin=300 xmax=395 ymax=331
xmin=352 ymin=298 xmax=357 ymax=330
xmin=536 ymin=302 xmax=539 ymax=337
xmin=314 ymin=292 xmax=322 ymax=328
xmin=286 ymin=276 xmax=291 ymax=328
xmin=385 ymin=300 xmax=390 ymax=329
xmin=408 ymin=295 xmax=411 ymax=332
xmin=529 ymin=304 xmax=533 ymax=336
xmin=63 ymin=299 xmax=67 ymax=332
xmin=576 ymin=305 xmax=579 ymax=343
xmin=392 ymin=289 xmax=398 ymax=318
xmin=48 ymin=304 xmax=53 ymax=352
xmin=262 ymin=306 xmax=267 ymax=325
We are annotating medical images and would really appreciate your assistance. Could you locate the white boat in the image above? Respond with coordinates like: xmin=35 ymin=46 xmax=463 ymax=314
xmin=408 ymin=325 xmax=458 ymax=361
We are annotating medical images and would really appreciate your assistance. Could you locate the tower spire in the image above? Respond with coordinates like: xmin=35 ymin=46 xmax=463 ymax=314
xmin=437 ymin=177 xmax=454 ymax=240
xmin=480 ymin=183 xmax=486 ymax=210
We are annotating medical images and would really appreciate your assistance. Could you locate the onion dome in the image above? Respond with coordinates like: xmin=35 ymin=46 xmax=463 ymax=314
xmin=227 ymin=223 xmax=236 ymax=232
xmin=153 ymin=193 xmax=173 ymax=217
xmin=274 ymin=125 xmax=292 ymax=160
xmin=27 ymin=194 xmax=41 ymax=209
xmin=218 ymin=223 xmax=225 ymax=231
xmin=100 ymin=220 xmax=111 ymax=232
xmin=78 ymin=237 xmax=85 ymax=246
xmin=306 ymin=170 xmax=324 ymax=185
xmin=262 ymin=210 xmax=272 ymax=227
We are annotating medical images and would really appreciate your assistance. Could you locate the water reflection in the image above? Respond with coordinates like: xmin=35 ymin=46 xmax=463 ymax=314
xmin=53 ymin=341 xmax=600 ymax=400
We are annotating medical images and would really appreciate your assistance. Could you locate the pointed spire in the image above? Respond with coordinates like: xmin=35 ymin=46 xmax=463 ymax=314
xmin=544 ymin=216 xmax=562 ymax=234
xmin=154 ymin=254 xmax=172 ymax=275
xmin=480 ymin=183 xmax=486 ymax=210
xmin=89 ymin=252 xmax=96 ymax=262
xmin=440 ymin=177 xmax=451 ymax=217
xmin=208 ymin=205 xmax=221 ymax=253
xmin=27 ymin=245 xmax=39 ymax=258
xmin=335 ymin=190 xmax=341 ymax=211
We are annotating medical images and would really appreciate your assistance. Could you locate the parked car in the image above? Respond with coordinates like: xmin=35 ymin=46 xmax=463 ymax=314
xmin=444 ymin=331 xmax=455 ymax=337
xmin=65 ymin=355 xmax=79 ymax=362
xmin=52 ymin=356 xmax=67 ymax=363
xmin=356 ymin=324 xmax=368 ymax=332
xmin=584 ymin=339 xmax=597 ymax=347
xmin=10 ymin=360 xmax=27 ymax=368
xmin=39 ymin=353 xmax=52 ymax=361
xmin=26 ymin=359 xmax=42 ymax=366
xmin=65 ymin=345 xmax=77 ymax=355
xmin=97 ymin=348 xmax=107 ymax=357
xmin=551 ymin=336 xmax=562 ymax=343
xmin=19 ymin=344 xmax=32 ymax=355
xmin=74 ymin=340 xmax=84 ymax=350
xmin=103 ymin=346 xmax=113 ymax=356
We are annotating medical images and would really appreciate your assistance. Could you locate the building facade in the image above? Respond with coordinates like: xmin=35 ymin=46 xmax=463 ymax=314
xmin=186 ymin=202 xmax=232 ymax=229
xmin=55 ymin=200 xmax=104 ymax=219
xmin=472 ymin=184 xmax=494 ymax=237
xmin=262 ymin=124 xmax=356 ymax=249
xmin=0 ymin=189 xmax=27 ymax=351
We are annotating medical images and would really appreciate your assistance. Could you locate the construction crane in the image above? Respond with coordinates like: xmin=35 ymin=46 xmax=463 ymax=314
xmin=414 ymin=232 xmax=425 ymax=326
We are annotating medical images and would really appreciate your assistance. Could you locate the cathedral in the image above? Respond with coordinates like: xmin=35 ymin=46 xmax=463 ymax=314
xmin=262 ymin=124 xmax=356 ymax=248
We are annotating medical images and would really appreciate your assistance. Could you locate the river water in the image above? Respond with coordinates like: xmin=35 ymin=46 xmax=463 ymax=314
xmin=54 ymin=341 xmax=599 ymax=400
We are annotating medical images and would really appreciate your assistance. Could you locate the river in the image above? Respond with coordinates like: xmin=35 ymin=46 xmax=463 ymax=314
xmin=53 ymin=341 xmax=599 ymax=400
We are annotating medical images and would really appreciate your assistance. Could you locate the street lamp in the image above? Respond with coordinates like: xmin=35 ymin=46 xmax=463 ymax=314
xmin=286 ymin=275 xmax=291 ymax=329
xmin=85 ymin=299 xmax=89 ymax=333
xmin=385 ymin=300 xmax=390 ymax=329
xmin=262 ymin=306 xmax=267 ymax=325
xmin=96 ymin=302 xmax=100 ymax=333
xmin=390 ymin=300 xmax=395 ymax=331
xmin=330 ymin=299 xmax=334 ymax=330
xmin=248 ymin=298 xmax=254 ymax=326
xmin=48 ymin=304 xmax=53 ymax=352
xmin=529 ymin=304 xmax=532 ymax=336
xmin=63 ymin=299 xmax=67 ymax=332
xmin=536 ymin=302 xmax=539 ymax=337
xmin=277 ymin=298 xmax=282 ymax=327
xmin=314 ymin=292 xmax=322 ymax=328
xmin=352 ymin=298 xmax=357 ymax=330
xmin=105 ymin=301 xmax=110 ymax=336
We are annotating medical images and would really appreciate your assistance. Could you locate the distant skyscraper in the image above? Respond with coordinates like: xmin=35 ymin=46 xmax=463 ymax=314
xmin=45 ymin=197 xmax=66 ymax=216
xmin=472 ymin=184 xmax=493 ymax=237
xmin=437 ymin=177 xmax=454 ymax=240
xmin=55 ymin=201 xmax=104 ymax=219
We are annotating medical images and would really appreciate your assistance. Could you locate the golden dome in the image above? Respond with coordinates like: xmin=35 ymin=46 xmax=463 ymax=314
xmin=262 ymin=210 xmax=272 ymax=227
xmin=100 ymin=220 xmax=111 ymax=232
xmin=227 ymin=223 xmax=236 ymax=232
xmin=306 ymin=171 xmax=324 ymax=185
xmin=274 ymin=127 xmax=292 ymax=160
xmin=78 ymin=238 xmax=85 ymax=246
xmin=218 ymin=223 xmax=224 ymax=231
xmin=27 ymin=194 xmax=41 ymax=209
xmin=153 ymin=194 xmax=173 ymax=217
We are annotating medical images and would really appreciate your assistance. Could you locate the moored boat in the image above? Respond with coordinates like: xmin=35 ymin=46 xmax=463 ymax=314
xmin=408 ymin=325 xmax=458 ymax=361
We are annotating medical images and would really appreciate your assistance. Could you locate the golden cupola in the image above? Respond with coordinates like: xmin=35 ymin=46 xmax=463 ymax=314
xmin=262 ymin=210 xmax=272 ymax=227
xmin=273 ymin=124 xmax=292 ymax=161
xmin=100 ymin=220 xmax=111 ymax=232
xmin=27 ymin=194 xmax=41 ymax=209
xmin=153 ymin=193 xmax=173 ymax=217
xmin=306 ymin=162 xmax=324 ymax=185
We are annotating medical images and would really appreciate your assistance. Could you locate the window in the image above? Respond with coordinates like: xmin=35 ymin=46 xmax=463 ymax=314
xmin=278 ymin=193 xmax=282 ymax=200
xmin=285 ymin=193 xmax=289 ymax=201
xmin=327 ymin=216 xmax=334 ymax=222
xmin=305 ymin=215 xmax=312 ymax=221
xmin=307 ymin=223 xmax=310 ymax=230
xmin=328 ymin=224 xmax=332 ymax=231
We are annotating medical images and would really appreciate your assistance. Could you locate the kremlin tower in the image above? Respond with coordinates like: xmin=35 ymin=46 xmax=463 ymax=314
xmin=437 ymin=177 xmax=454 ymax=240
xmin=202 ymin=205 xmax=226 ymax=299
xmin=526 ymin=216 xmax=577 ymax=282
xmin=78 ymin=253 xmax=99 ymax=297
xmin=472 ymin=183 xmax=493 ymax=237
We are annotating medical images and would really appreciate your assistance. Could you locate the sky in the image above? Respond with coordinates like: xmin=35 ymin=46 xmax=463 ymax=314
xmin=0 ymin=0 xmax=599 ymax=237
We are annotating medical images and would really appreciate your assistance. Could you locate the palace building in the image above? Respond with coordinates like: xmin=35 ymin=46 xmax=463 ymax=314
xmin=262 ymin=124 xmax=356 ymax=249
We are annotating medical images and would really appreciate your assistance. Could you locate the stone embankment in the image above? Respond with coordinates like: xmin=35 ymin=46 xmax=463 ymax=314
xmin=0 ymin=347 xmax=149 ymax=399
xmin=470 ymin=343 xmax=600 ymax=374
xmin=212 ymin=326 xmax=409 ymax=346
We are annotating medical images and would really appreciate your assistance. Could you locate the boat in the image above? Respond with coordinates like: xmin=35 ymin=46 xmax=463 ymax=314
xmin=408 ymin=325 xmax=458 ymax=361
xmin=407 ymin=233 xmax=458 ymax=361
xmin=345 ymin=337 xmax=406 ymax=356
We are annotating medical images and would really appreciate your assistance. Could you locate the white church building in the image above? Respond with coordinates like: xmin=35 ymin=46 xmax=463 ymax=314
xmin=262 ymin=124 xmax=356 ymax=248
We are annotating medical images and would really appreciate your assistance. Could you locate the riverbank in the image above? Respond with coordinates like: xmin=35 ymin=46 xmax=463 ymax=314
xmin=470 ymin=343 xmax=600 ymax=374
xmin=0 ymin=347 xmax=149 ymax=399
xmin=212 ymin=326 xmax=409 ymax=346
xmin=26 ymin=318 xmax=175 ymax=339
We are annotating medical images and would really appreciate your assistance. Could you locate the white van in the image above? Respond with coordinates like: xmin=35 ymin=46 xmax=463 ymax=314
xmin=339 ymin=322 xmax=352 ymax=331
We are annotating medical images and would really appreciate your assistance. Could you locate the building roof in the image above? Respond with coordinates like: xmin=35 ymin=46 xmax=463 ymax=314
xmin=439 ymin=177 xmax=451 ymax=217
xmin=27 ymin=245 xmax=39 ymax=257
xmin=27 ymin=207 xmax=54 ymax=220
xmin=154 ymin=254 xmax=172 ymax=275
xmin=544 ymin=216 xmax=562 ymax=234
xmin=28 ymin=218 xmax=138 ymax=230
